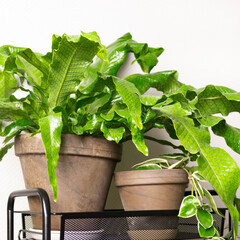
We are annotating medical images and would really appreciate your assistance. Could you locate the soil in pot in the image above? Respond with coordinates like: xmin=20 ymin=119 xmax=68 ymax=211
xmin=15 ymin=133 xmax=122 ymax=230
xmin=114 ymin=169 xmax=189 ymax=240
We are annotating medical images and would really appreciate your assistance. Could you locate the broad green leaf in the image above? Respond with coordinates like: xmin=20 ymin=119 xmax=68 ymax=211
xmin=198 ymin=223 xmax=215 ymax=238
xmin=196 ymin=208 xmax=213 ymax=229
xmin=48 ymin=33 xmax=103 ymax=109
xmin=113 ymin=77 xmax=142 ymax=130
xmin=212 ymin=120 xmax=240 ymax=155
xmin=100 ymin=122 xmax=125 ymax=143
xmin=0 ymin=142 xmax=14 ymax=161
xmin=178 ymin=195 xmax=200 ymax=218
xmin=125 ymin=71 xmax=181 ymax=95
xmin=39 ymin=112 xmax=63 ymax=201
xmin=195 ymin=85 xmax=240 ymax=117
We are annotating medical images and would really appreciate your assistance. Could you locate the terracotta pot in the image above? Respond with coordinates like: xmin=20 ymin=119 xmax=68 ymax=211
xmin=114 ymin=169 xmax=188 ymax=211
xmin=15 ymin=133 xmax=122 ymax=230
xmin=114 ymin=169 xmax=188 ymax=240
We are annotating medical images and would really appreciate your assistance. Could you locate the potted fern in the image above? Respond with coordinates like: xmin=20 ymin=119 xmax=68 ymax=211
xmin=0 ymin=31 xmax=165 ymax=229
xmin=1 ymin=31 xmax=240 ymax=239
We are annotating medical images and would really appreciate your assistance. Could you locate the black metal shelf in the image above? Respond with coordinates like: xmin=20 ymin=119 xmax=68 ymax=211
xmin=7 ymin=188 xmax=233 ymax=240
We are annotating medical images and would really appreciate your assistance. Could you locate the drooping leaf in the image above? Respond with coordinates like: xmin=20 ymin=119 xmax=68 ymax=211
xmin=0 ymin=142 xmax=14 ymax=161
xmin=202 ymin=187 xmax=224 ymax=218
xmin=154 ymin=103 xmax=240 ymax=236
xmin=39 ymin=112 xmax=63 ymax=201
xmin=129 ymin=122 xmax=148 ymax=156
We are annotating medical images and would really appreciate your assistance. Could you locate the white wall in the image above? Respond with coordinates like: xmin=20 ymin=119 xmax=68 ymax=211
xmin=1 ymin=0 xmax=240 ymax=238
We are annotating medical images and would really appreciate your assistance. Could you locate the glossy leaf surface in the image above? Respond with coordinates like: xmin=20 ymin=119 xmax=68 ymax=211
xmin=39 ymin=112 xmax=63 ymax=201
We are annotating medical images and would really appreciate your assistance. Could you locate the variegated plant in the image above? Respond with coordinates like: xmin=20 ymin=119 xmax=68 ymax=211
xmin=0 ymin=32 xmax=240 ymax=238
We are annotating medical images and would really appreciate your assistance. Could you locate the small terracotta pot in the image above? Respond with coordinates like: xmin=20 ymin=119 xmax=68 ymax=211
xmin=15 ymin=133 xmax=122 ymax=230
xmin=114 ymin=169 xmax=188 ymax=211
xmin=115 ymin=169 xmax=189 ymax=240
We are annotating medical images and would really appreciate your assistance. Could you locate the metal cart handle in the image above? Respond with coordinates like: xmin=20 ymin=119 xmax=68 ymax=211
xmin=7 ymin=188 xmax=51 ymax=240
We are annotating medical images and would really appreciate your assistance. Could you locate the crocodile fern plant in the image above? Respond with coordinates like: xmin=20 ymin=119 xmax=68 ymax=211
xmin=1 ymin=31 xmax=240 ymax=238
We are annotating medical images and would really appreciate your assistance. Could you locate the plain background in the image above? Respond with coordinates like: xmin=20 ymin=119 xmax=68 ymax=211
xmin=1 ymin=0 xmax=240 ymax=238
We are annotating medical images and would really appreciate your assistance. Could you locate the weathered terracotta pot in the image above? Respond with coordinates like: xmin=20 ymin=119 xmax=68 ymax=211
xmin=114 ymin=169 xmax=188 ymax=240
xmin=15 ymin=133 xmax=122 ymax=230
xmin=114 ymin=169 xmax=188 ymax=211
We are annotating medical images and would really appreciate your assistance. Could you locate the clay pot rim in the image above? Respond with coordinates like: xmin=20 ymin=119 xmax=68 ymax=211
xmin=114 ymin=169 xmax=189 ymax=186
xmin=15 ymin=133 xmax=122 ymax=162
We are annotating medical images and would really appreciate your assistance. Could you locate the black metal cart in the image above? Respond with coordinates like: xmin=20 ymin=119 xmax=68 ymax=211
xmin=7 ymin=188 xmax=232 ymax=240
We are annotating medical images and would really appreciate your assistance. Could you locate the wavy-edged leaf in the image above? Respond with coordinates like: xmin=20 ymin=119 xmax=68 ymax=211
xmin=195 ymin=85 xmax=240 ymax=117
xmin=127 ymin=42 xmax=164 ymax=73
xmin=212 ymin=120 xmax=240 ymax=154
xmin=113 ymin=77 xmax=142 ymax=129
xmin=125 ymin=71 xmax=181 ymax=95
xmin=0 ymin=45 xmax=49 ymax=100
xmin=79 ymin=33 xmax=164 ymax=94
xmin=39 ymin=112 xmax=63 ymax=201
xmin=48 ymin=33 xmax=104 ymax=109
xmin=100 ymin=122 xmax=125 ymax=143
